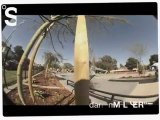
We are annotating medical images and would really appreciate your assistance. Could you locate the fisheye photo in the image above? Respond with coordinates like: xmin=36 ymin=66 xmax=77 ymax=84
xmin=1 ymin=3 xmax=158 ymax=116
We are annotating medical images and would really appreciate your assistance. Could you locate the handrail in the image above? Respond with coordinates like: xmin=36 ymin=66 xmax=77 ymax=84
xmin=67 ymin=80 xmax=74 ymax=87
xmin=67 ymin=79 xmax=159 ymax=99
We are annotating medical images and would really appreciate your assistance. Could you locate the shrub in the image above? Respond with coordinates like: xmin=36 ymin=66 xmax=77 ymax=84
xmin=138 ymin=65 xmax=143 ymax=74
xmin=121 ymin=76 xmax=126 ymax=78
xmin=128 ymin=76 xmax=132 ymax=78
xmin=147 ymin=73 xmax=153 ymax=77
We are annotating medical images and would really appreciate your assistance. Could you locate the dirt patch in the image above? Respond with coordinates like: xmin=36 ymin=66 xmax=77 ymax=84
xmin=31 ymin=72 xmax=63 ymax=87
xmin=7 ymin=72 xmax=75 ymax=105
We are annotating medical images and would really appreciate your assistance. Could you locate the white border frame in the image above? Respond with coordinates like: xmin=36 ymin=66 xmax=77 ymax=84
xmin=0 ymin=0 xmax=159 ymax=120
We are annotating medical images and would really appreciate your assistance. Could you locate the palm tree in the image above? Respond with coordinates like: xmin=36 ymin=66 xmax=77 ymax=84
xmin=44 ymin=52 xmax=62 ymax=78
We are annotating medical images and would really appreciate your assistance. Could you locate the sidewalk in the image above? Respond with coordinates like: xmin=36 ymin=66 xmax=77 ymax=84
xmin=56 ymin=73 xmax=74 ymax=92
xmin=55 ymin=73 xmax=158 ymax=105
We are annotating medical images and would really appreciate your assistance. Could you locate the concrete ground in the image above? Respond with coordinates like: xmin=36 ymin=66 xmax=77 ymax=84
xmin=56 ymin=72 xmax=159 ymax=105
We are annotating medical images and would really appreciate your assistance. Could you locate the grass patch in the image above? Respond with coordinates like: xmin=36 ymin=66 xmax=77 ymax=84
xmin=3 ymin=70 xmax=42 ymax=86
xmin=4 ymin=70 xmax=17 ymax=86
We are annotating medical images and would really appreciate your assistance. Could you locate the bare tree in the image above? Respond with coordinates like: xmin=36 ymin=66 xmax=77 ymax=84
xmin=129 ymin=43 xmax=148 ymax=73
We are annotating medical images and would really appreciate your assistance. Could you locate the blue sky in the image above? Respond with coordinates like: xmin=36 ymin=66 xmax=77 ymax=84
xmin=2 ymin=15 xmax=158 ymax=67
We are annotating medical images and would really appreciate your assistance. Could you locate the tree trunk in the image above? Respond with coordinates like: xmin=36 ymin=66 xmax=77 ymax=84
xmin=28 ymin=20 xmax=55 ymax=103
xmin=28 ymin=34 xmax=45 ymax=103
xmin=137 ymin=62 xmax=139 ymax=72
xmin=17 ymin=21 xmax=51 ymax=105
xmin=45 ymin=62 xmax=49 ymax=79
xmin=74 ymin=15 xmax=89 ymax=105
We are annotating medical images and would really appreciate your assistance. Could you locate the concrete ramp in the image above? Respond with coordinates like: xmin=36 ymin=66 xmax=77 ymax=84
xmin=124 ymin=82 xmax=159 ymax=102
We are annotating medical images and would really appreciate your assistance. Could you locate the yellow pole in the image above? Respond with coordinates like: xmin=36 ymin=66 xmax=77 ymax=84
xmin=74 ymin=15 xmax=89 ymax=105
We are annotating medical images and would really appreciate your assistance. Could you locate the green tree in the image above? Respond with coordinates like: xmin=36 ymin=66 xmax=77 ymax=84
xmin=44 ymin=52 xmax=62 ymax=78
xmin=2 ymin=42 xmax=12 ymax=89
xmin=14 ymin=45 xmax=24 ymax=61
xmin=95 ymin=55 xmax=117 ymax=72
xmin=51 ymin=63 xmax=61 ymax=70
xmin=2 ymin=41 xmax=7 ymax=47
xmin=14 ymin=45 xmax=29 ymax=77
xmin=63 ymin=63 xmax=73 ymax=70
xmin=2 ymin=43 xmax=15 ymax=61
xmin=125 ymin=57 xmax=139 ymax=70
xmin=120 ymin=64 xmax=124 ymax=68
xmin=149 ymin=54 xmax=158 ymax=65
xmin=95 ymin=61 xmax=106 ymax=70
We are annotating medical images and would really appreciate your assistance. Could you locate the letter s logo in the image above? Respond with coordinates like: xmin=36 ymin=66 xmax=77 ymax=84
xmin=5 ymin=7 xmax=17 ymax=26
